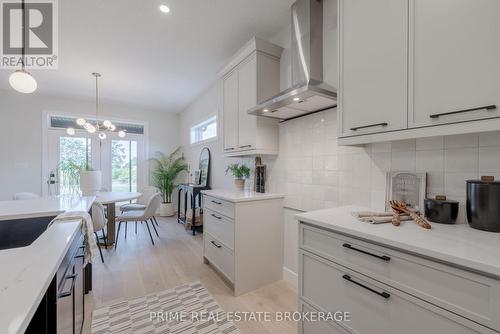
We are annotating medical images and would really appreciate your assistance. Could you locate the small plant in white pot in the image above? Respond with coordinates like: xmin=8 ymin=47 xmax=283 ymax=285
xmin=226 ymin=163 xmax=251 ymax=191
xmin=150 ymin=148 xmax=188 ymax=217
xmin=79 ymin=164 xmax=102 ymax=196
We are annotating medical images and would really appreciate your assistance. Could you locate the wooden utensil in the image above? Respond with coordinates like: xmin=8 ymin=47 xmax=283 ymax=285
xmin=390 ymin=200 xmax=431 ymax=229
xmin=391 ymin=212 xmax=401 ymax=226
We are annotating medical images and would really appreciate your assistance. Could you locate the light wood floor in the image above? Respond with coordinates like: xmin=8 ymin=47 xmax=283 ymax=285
xmin=83 ymin=217 xmax=298 ymax=334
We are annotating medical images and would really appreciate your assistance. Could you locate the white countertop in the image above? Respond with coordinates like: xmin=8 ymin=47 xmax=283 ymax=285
xmin=201 ymin=189 xmax=284 ymax=203
xmin=296 ymin=205 xmax=500 ymax=278
xmin=0 ymin=195 xmax=95 ymax=220
xmin=0 ymin=220 xmax=82 ymax=334
xmin=0 ymin=196 xmax=94 ymax=334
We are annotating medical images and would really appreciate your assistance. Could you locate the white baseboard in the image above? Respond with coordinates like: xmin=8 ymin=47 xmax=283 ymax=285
xmin=283 ymin=266 xmax=298 ymax=289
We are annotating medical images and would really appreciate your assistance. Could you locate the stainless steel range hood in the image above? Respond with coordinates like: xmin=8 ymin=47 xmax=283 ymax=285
xmin=248 ymin=0 xmax=337 ymax=121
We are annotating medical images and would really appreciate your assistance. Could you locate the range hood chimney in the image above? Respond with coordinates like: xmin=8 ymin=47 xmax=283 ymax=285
xmin=248 ymin=0 xmax=337 ymax=121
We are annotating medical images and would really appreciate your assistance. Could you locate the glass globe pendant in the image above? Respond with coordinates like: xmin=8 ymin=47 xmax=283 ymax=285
xmin=9 ymin=69 xmax=37 ymax=94
xmin=9 ymin=0 xmax=37 ymax=94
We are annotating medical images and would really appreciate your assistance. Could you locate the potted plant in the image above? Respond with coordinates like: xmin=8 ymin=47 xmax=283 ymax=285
xmin=79 ymin=163 xmax=102 ymax=196
xmin=150 ymin=147 xmax=188 ymax=216
xmin=226 ymin=163 xmax=251 ymax=190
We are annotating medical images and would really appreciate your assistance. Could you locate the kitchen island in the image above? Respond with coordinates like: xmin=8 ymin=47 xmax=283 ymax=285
xmin=0 ymin=196 xmax=94 ymax=334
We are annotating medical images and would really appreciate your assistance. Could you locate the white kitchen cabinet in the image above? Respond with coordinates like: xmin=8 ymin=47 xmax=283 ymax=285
xmin=296 ymin=216 xmax=500 ymax=334
xmin=300 ymin=250 xmax=489 ymax=334
xmin=338 ymin=0 xmax=408 ymax=137
xmin=223 ymin=70 xmax=239 ymax=152
xmin=219 ymin=37 xmax=282 ymax=156
xmin=202 ymin=190 xmax=284 ymax=296
xmin=338 ymin=0 xmax=500 ymax=145
xmin=409 ymin=0 xmax=500 ymax=127
xmin=237 ymin=54 xmax=258 ymax=150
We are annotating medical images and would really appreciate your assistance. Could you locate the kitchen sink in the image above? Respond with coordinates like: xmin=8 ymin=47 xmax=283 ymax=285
xmin=0 ymin=216 xmax=55 ymax=250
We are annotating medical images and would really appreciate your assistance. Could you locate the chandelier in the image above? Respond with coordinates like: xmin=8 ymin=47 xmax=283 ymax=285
xmin=66 ymin=73 xmax=126 ymax=139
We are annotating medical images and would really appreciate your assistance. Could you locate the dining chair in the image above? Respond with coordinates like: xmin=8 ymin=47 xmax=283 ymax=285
xmin=13 ymin=192 xmax=40 ymax=200
xmin=115 ymin=193 xmax=161 ymax=248
xmin=119 ymin=186 xmax=160 ymax=226
xmin=92 ymin=202 xmax=107 ymax=263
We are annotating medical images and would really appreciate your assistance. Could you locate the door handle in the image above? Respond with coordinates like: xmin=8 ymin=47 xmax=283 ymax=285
xmin=239 ymin=145 xmax=252 ymax=149
xmin=58 ymin=273 xmax=77 ymax=298
xmin=429 ymin=105 xmax=496 ymax=119
xmin=342 ymin=274 xmax=390 ymax=299
xmin=211 ymin=200 xmax=222 ymax=205
xmin=350 ymin=122 xmax=388 ymax=131
xmin=211 ymin=213 xmax=222 ymax=220
xmin=211 ymin=240 xmax=222 ymax=249
xmin=343 ymin=243 xmax=390 ymax=262
xmin=224 ymin=147 xmax=235 ymax=151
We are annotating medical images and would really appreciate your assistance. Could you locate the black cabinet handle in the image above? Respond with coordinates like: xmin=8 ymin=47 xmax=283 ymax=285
xmin=58 ymin=273 xmax=77 ymax=298
xmin=211 ymin=200 xmax=222 ymax=205
xmin=343 ymin=243 xmax=390 ymax=262
xmin=429 ymin=105 xmax=496 ymax=119
xmin=239 ymin=145 xmax=252 ymax=149
xmin=350 ymin=122 xmax=388 ymax=131
xmin=211 ymin=213 xmax=222 ymax=220
xmin=342 ymin=274 xmax=390 ymax=299
xmin=211 ymin=240 xmax=222 ymax=249
xmin=224 ymin=147 xmax=235 ymax=151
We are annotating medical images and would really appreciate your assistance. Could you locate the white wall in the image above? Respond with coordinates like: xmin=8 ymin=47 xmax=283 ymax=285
xmin=0 ymin=89 xmax=179 ymax=200
xmin=178 ymin=83 xmax=254 ymax=190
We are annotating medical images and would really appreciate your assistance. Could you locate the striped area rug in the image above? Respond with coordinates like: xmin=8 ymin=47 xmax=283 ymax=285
xmin=91 ymin=282 xmax=240 ymax=334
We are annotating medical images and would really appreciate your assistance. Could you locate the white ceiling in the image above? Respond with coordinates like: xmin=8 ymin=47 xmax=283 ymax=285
xmin=0 ymin=0 xmax=294 ymax=112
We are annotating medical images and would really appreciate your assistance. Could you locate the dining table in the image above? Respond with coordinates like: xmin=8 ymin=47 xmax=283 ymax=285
xmin=94 ymin=191 xmax=142 ymax=247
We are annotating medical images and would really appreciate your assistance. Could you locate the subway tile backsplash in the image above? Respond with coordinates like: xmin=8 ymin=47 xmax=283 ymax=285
xmin=264 ymin=108 xmax=500 ymax=223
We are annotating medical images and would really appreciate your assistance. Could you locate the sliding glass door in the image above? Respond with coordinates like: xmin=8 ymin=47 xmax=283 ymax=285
xmin=59 ymin=136 xmax=92 ymax=195
xmin=111 ymin=140 xmax=138 ymax=193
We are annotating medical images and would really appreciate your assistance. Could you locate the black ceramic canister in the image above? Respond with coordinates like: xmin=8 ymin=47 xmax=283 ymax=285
xmin=466 ymin=176 xmax=500 ymax=232
xmin=424 ymin=195 xmax=459 ymax=224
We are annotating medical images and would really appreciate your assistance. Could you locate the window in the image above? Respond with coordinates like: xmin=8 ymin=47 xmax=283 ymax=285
xmin=190 ymin=116 xmax=217 ymax=144
xmin=50 ymin=115 xmax=144 ymax=134
xmin=59 ymin=137 xmax=92 ymax=195
xmin=111 ymin=140 xmax=138 ymax=192
xmin=45 ymin=112 xmax=146 ymax=197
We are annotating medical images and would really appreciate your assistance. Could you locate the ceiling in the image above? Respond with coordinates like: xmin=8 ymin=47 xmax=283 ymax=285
xmin=0 ymin=0 xmax=294 ymax=112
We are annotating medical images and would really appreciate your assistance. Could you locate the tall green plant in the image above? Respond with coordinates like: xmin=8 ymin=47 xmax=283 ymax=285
xmin=150 ymin=148 xmax=188 ymax=203
xmin=58 ymin=160 xmax=82 ymax=195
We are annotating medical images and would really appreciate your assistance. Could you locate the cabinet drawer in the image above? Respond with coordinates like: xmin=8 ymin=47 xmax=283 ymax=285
xmin=204 ymin=195 xmax=234 ymax=219
xmin=300 ymin=223 xmax=500 ymax=331
xmin=204 ymin=208 xmax=234 ymax=250
xmin=204 ymin=232 xmax=234 ymax=282
xmin=300 ymin=251 xmax=491 ymax=334
xmin=300 ymin=301 xmax=349 ymax=334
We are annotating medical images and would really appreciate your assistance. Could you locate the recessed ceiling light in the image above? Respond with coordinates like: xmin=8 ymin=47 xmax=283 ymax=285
xmin=159 ymin=4 xmax=170 ymax=13
xmin=293 ymin=97 xmax=300 ymax=102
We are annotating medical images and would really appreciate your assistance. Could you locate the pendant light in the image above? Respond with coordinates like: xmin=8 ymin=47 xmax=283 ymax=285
xmin=9 ymin=0 xmax=37 ymax=94
xmin=93 ymin=72 xmax=106 ymax=140
xmin=67 ymin=73 xmax=124 ymax=138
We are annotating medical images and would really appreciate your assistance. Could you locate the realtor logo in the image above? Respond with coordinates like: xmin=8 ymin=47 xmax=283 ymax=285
xmin=1 ymin=0 xmax=58 ymax=69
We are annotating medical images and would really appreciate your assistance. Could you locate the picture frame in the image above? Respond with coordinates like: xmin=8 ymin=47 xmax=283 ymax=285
xmin=385 ymin=172 xmax=427 ymax=212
